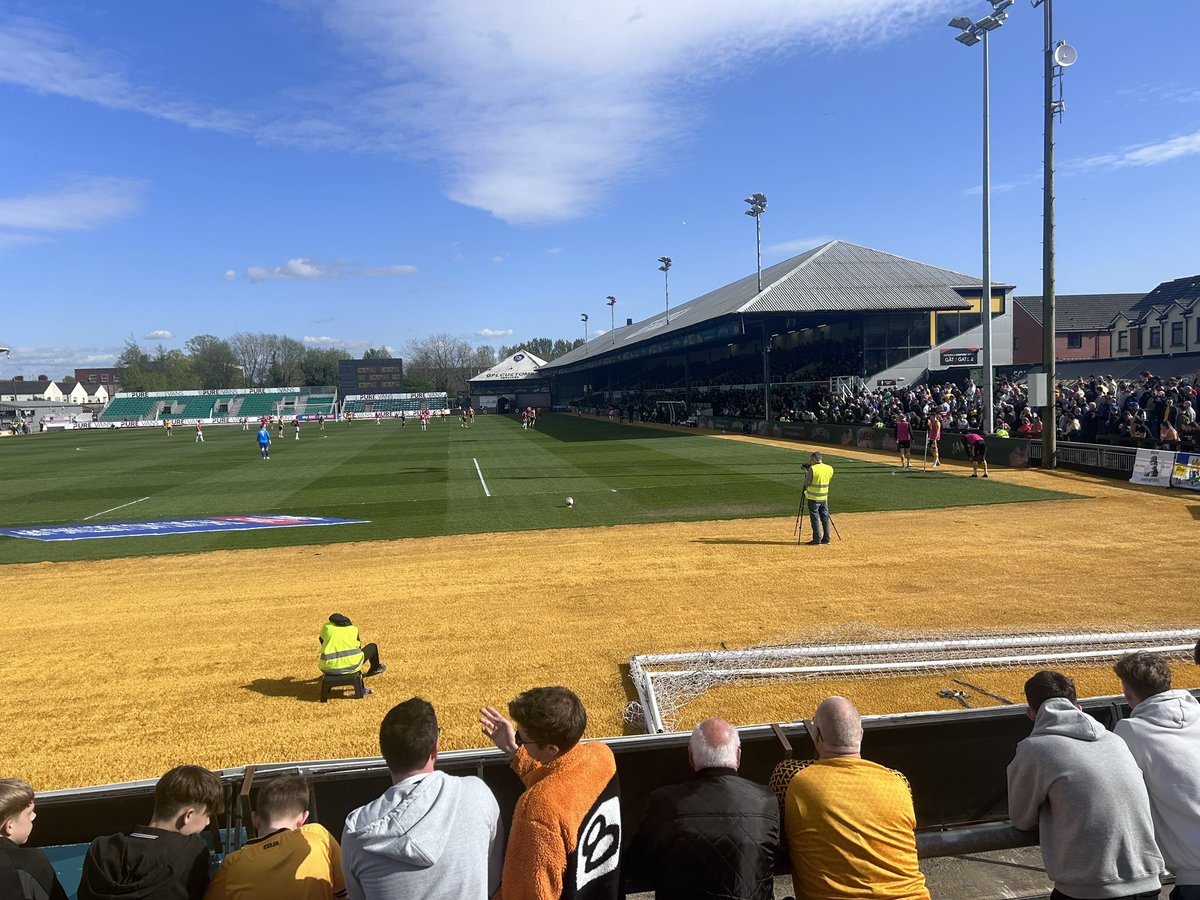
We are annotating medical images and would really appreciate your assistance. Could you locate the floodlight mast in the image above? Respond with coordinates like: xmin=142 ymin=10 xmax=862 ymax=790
xmin=743 ymin=192 xmax=768 ymax=294
xmin=657 ymin=256 xmax=672 ymax=323
xmin=949 ymin=3 xmax=1009 ymax=437
xmin=581 ymin=312 xmax=589 ymax=351
xmin=606 ymin=296 xmax=617 ymax=345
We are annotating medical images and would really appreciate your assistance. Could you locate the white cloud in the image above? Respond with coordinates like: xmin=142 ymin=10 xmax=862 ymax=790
xmin=1076 ymin=128 xmax=1200 ymax=170
xmin=765 ymin=235 xmax=835 ymax=258
xmin=2 ymin=344 xmax=119 ymax=378
xmin=0 ymin=232 xmax=45 ymax=249
xmin=309 ymin=0 xmax=946 ymax=224
xmin=223 ymin=269 xmax=237 ymax=281
xmin=0 ymin=17 xmax=246 ymax=132
xmin=240 ymin=257 xmax=418 ymax=283
xmin=143 ymin=330 xmax=173 ymax=340
xmin=475 ymin=327 xmax=513 ymax=338
xmin=303 ymin=335 xmax=374 ymax=354
xmin=491 ymin=255 xmax=506 ymax=263
xmin=0 ymin=176 xmax=146 ymax=232
xmin=546 ymin=247 xmax=563 ymax=254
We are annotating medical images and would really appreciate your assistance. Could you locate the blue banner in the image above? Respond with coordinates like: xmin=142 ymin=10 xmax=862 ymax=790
xmin=0 ymin=515 xmax=367 ymax=542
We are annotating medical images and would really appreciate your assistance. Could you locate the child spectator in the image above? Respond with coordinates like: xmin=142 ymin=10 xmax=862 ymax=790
xmin=78 ymin=764 xmax=222 ymax=900
xmin=0 ymin=778 xmax=68 ymax=900
xmin=204 ymin=775 xmax=344 ymax=899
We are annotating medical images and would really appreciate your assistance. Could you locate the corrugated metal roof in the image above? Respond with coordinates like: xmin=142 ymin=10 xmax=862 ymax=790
xmin=1013 ymin=293 xmax=1143 ymax=330
xmin=544 ymin=240 xmax=991 ymax=370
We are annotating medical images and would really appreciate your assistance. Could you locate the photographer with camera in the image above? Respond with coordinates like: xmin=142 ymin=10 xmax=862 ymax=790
xmin=803 ymin=452 xmax=835 ymax=545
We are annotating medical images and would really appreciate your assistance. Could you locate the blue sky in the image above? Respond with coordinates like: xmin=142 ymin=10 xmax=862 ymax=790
xmin=1 ymin=0 xmax=1197 ymax=378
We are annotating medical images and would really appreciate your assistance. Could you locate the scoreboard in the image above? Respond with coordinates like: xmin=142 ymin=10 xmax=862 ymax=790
xmin=338 ymin=359 xmax=404 ymax=396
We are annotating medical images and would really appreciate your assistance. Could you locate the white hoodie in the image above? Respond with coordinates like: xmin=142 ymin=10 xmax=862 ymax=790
xmin=341 ymin=770 xmax=504 ymax=900
xmin=1115 ymin=689 xmax=1200 ymax=886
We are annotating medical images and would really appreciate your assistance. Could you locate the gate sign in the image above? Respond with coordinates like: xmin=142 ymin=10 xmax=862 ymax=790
xmin=940 ymin=348 xmax=979 ymax=366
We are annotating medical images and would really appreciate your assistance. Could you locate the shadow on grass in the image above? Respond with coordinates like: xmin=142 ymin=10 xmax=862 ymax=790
xmin=535 ymin=416 xmax=694 ymax=444
xmin=242 ymin=676 xmax=324 ymax=703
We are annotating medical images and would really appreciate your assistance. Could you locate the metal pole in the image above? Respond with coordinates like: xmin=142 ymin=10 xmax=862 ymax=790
xmin=763 ymin=322 xmax=771 ymax=422
xmin=1041 ymin=0 xmax=1057 ymax=468
xmin=664 ymin=268 xmax=670 ymax=323
xmin=756 ymin=214 xmax=763 ymax=294
xmin=981 ymin=28 xmax=994 ymax=436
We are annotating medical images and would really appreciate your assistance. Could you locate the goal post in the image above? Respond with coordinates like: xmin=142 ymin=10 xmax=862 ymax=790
xmin=656 ymin=400 xmax=687 ymax=424
xmin=626 ymin=627 xmax=1200 ymax=734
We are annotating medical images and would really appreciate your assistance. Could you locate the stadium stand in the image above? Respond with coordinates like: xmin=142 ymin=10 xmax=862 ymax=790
xmin=97 ymin=396 xmax=158 ymax=421
xmin=341 ymin=392 xmax=449 ymax=415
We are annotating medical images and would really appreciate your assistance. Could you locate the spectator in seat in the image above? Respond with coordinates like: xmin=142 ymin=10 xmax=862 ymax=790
xmin=78 ymin=764 xmax=222 ymax=900
xmin=342 ymin=698 xmax=503 ymax=900
xmin=628 ymin=717 xmax=779 ymax=899
xmin=1113 ymin=652 xmax=1200 ymax=900
xmin=1007 ymin=671 xmax=1163 ymax=900
xmin=782 ymin=697 xmax=930 ymax=900
xmin=204 ymin=775 xmax=344 ymax=900
xmin=480 ymin=686 xmax=622 ymax=900
xmin=0 ymin=778 xmax=68 ymax=900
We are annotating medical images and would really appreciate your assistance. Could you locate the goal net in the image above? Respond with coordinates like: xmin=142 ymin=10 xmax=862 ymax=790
xmin=656 ymin=400 xmax=687 ymax=424
xmin=625 ymin=624 xmax=1200 ymax=733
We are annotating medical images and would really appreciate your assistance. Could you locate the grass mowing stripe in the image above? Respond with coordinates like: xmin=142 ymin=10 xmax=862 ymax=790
xmin=0 ymin=415 xmax=1081 ymax=565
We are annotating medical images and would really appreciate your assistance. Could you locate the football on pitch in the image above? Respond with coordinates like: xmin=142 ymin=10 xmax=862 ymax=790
xmin=565 ymin=497 xmax=574 ymax=508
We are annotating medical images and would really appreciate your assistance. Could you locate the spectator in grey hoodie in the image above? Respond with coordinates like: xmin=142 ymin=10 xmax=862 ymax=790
xmin=1114 ymin=652 xmax=1200 ymax=900
xmin=1008 ymin=671 xmax=1164 ymax=900
xmin=341 ymin=698 xmax=504 ymax=900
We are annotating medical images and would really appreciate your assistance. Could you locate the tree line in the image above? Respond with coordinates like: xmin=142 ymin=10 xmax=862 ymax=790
xmin=112 ymin=333 xmax=584 ymax=394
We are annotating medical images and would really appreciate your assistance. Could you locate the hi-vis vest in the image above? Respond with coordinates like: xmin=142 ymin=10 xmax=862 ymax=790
xmin=804 ymin=463 xmax=834 ymax=502
xmin=319 ymin=623 xmax=365 ymax=675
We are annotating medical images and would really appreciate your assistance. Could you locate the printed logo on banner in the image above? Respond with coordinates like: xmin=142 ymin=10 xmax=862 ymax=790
xmin=1172 ymin=452 xmax=1200 ymax=491
xmin=1129 ymin=449 xmax=1175 ymax=488
xmin=0 ymin=515 xmax=367 ymax=542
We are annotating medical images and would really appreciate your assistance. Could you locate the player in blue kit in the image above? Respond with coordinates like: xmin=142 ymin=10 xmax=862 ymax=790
xmin=257 ymin=425 xmax=271 ymax=460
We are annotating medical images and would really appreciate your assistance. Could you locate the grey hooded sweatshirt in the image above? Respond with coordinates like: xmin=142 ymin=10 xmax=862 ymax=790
xmin=1007 ymin=698 xmax=1163 ymax=899
xmin=341 ymin=771 xmax=504 ymax=900
xmin=1115 ymin=689 xmax=1200 ymax=886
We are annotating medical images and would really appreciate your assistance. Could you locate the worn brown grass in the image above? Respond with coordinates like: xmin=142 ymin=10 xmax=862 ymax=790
xmin=5 ymin=441 xmax=1197 ymax=790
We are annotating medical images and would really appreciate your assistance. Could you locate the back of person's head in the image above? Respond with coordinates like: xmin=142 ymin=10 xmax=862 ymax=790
xmin=255 ymin=776 xmax=310 ymax=824
xmin=1114 ymin=651 xmax=1172 ymax=702
xmin=379 ymin=697 xmax=439 ymax=773
xmin=328 ymin=613 xmax=352 ymax=627
xmin=153 ymin=765 xmax=223 ymax=823
xmin=813 ymin=696 xmax=863 ymax=755
xmin=1023 ymin=670 xmax=1077 ymax=713
xmin=508 ymin=686 xmax=587 ymax=753
xmin=688 ymin=718 xmax=740 ymax=771
xmin=0 ymin=779 xmax=34 ymax=836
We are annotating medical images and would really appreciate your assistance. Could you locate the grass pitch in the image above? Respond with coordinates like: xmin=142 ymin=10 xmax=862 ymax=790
xmin=0 ymin=415 xmax=1072 ymax=564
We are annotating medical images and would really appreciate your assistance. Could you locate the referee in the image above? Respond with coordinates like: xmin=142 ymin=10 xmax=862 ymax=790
xmin=803 ymin=451 xmax=835 ymax=545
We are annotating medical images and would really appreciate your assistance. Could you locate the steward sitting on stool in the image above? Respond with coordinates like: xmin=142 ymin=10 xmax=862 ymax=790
xmin=319 ymin=614 xmax=386 ymax=694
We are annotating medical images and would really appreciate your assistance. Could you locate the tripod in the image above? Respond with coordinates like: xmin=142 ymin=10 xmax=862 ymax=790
xmin=794 ymin=495 xmax=807 ymax=544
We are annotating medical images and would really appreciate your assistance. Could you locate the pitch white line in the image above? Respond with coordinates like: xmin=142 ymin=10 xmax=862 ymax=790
xmin=473 ymin=458 xmax=491 ymax=497
xmin=83 ymin=496 xmax=150 ymax=521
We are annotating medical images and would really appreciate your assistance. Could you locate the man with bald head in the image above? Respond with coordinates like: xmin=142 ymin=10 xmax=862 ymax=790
xmin=628 ymin=717 xmax=779 ymax=899
xmin=783 ymin=697 xmax=929 ymax=899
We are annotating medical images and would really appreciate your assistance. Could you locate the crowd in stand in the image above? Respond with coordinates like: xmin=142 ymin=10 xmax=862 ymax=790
xmin=4 ymin=643 xmax=1200 ymax=900
xmin=596 ymin=363 xmax=1197 ymax=450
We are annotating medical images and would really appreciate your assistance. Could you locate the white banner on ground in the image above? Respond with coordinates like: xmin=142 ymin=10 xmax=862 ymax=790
xmin=1129 ymin=449 xmax=1174 ymax=487
xmin=1171 ymin=452 xmax=1200 ymax=491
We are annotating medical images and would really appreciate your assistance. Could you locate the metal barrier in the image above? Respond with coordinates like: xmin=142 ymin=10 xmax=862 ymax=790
xmin=1028 ymin=440 xmax=1137 ymax=474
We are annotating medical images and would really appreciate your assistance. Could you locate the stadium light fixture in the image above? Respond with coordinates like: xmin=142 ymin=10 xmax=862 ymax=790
xmin=658 ymin=257 xmax=672 ymax=323
xmin=950 ymin=5 xmax=1009 ymax=437
xmin=743 ymin=193 xmax=768 ymax=294
xmin=581 ymin=312 xmax=589 ymax=350
xmin=606 ymin=296 xmax=617 ymax=344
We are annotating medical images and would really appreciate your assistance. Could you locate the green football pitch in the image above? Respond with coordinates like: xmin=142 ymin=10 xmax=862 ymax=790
xmin=0 ymin=415 xmax=1075 ymax=564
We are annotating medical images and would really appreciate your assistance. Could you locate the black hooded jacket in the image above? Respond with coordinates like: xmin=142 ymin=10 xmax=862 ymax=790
xmin=0 ymin=837 xmax=69 ymax=900
xmin=76 ymin=827 xmax=209 ymax=900
xmin=627 ymin=768 xmax=780 ymax=900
